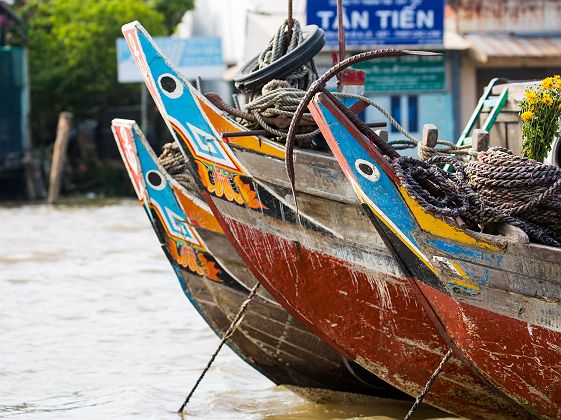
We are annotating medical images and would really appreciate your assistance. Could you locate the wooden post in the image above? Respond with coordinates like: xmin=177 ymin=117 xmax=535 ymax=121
xmin=422 ymin=124 xmax=438 ymax=148
xmin=374 ymin=129 xmax=388 ymax=142
xmin=47 ymin=112 xmax=73 ymax=204
xmin=419 ymin=124 xmax=438 ymax=160
xmin=472 ymin=129 xmax=490 ymax=155
xmin=23 ymin=150 xmax=46 ymax=200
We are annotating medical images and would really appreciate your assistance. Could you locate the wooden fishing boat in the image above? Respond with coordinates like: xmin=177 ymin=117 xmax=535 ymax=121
xmin=309 ymin=92 xmax=561 ymax=418
xmin=120 ymin=21 xmax=533 ymax=418
xmin=110 ymin=118 xmax=410 ymax=403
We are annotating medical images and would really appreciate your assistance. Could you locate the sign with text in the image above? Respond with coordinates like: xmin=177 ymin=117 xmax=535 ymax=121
xmin=354 ymin=54 xmax=446 ymax=93
xmin=117 ymin=36 xmax=224 ymax=83
xmin=307 ymin=0 xmax=445 ymax=47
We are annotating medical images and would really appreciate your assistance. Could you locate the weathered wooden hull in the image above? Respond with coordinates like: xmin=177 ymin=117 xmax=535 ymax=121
xmin=111 ymin=119 xmax=409 ymax=401
xmin=415 ymin=236 xmax=561 ymax=417
xmin=120 ymin=22 xmax=533 ymax=418
xmin=418 ymin=282 xmax=560 ymax=417
xmin=205 ymin=194 xmax=528 ymax=419
xmin=157 ymin=212 xmax=404 ymax=399
xmin=311 ymin=93 xmax=561 ymax=418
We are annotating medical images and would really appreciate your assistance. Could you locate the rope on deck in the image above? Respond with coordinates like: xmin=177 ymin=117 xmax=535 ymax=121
xmin=178 ymin=282 xmax=261 ymax=414
xmin=240 ymin=19 xmax=320 ymax=143
xmin=403 ymin=348 xmax=453 ymax=420
xmin=159 ymin=142 xmax=195 ymax=192
xmin=394 ymin=149 xmax=561 ymax=247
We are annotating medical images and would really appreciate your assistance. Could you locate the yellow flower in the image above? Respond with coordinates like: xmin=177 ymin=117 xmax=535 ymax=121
xmin=524 ymin=91 xmax=537 ymax=103
xmin=542 ymin=77 xmax=554 ymax=89
xmin=555 ymin=75 xmax=561 ymax=80
xmin=541 ymin=93 xmax=554 ymax=106
xmin=521 ymin=111 xmax=534 ymax=122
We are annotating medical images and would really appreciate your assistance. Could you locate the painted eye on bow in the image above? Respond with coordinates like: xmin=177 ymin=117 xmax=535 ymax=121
xmin=158 ymin=73 xmax=183 ymax=99
xmin=146 ymin=170 xmax=166 ymax=190
xmin=355 ymin=159 xmax=380 ymax=182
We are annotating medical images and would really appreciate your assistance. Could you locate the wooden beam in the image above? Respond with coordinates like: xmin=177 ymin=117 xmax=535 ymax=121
xmin=47 ymin=112 xmax=73 ymax=204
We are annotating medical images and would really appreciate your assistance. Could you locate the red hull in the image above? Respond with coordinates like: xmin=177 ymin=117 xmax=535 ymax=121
xmin=417 ymin=282 xmax=561 ymax=418
xmin=209 ymin=199 xmax=529 ymax=418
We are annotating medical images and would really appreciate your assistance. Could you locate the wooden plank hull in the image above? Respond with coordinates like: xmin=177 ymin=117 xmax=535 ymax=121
xmin=207 ymin=194 xmax=528 ymax=419
xmin=111 ymin=119 xmax=408 ymax=401
xmin=418 ymin=282 xmax=561 ymax=416
xmin=311 ymin=93 xmax=561 ymax=418
xmin=120 ymin=22 xmax=533 ymax=417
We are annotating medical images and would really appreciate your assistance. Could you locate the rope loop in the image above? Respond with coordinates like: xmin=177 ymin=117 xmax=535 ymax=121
xmin=394 ymin=148 xmax=561 ymax=247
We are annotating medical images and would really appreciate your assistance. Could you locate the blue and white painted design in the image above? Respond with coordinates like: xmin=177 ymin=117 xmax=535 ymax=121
xmin=131 ymin=128 xmax=202 ymax=247
xmin=315 ymin=100 xmax=501 ymax=291
xmin=127 ymin=23 xmax=241 ymax=172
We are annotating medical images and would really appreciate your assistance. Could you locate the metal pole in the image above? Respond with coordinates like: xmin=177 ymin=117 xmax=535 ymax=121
xmin=337 ymin=0 xmax=346 ymax=62
xmin=287 ymin=0 xmax=293 ymax=45
xmin=140 ymin=83 xmax=148 ymax=134
xmin=451 ymin=51 xmax=462 ymax=140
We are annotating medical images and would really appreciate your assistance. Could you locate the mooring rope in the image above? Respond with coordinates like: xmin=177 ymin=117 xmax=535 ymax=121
xmin=341 ymin=94 xmax=473 ymax=160
xmin=159 ymin=143 xmax=196 ymax=192
xmin=394 ymin=150 xmax=561 ymax=247
xmin=403 ymin=348 xmax=453 ymax=420
xmin=178 ymin=282 xmax=261 ymax=413
xmin=238 ymin=19 xmax=320 ymax=142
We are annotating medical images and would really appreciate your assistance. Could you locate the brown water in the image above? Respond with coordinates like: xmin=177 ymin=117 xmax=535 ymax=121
xmin=0 ymin=200 xmax=455 ymax=419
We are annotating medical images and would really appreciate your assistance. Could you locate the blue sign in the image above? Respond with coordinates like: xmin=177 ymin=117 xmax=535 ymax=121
xmin=117 ymin=37 xmax=224 ymax=83
xmin=306 ymin=0 xmax=445 ymax=47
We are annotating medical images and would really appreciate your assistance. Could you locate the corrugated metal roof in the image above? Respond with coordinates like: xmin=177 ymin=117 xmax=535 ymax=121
xmin=465 ymin=33 xmax=561 ymax=62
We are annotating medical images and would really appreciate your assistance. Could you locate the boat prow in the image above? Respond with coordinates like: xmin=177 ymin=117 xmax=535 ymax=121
xmin=111 ymin=118 xmax=412 ymax=403
xmin=311 ymin=92 xmax=561 ymax=418
xmin=119 ymin=21 xmax=539 ymax=418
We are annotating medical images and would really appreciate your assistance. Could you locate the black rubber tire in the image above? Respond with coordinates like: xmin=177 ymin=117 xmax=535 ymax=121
xmin=234 ymin=25 xmax=325 ymax=93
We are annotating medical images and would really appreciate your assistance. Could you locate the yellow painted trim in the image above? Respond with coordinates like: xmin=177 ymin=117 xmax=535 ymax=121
xmin=448 ymin=279 xmax=480 ymax=291
xmin=194 ymin=94 xmax=286 ymax=160
xmin=398 ymin=186 xmax=498 ymax=251
xmin=352 ymin=181 xmax=439 ymax=276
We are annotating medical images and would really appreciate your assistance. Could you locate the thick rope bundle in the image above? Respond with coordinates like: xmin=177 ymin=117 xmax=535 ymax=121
xmin=159 ymin=142 xmax=195 ymax=192
xmin=251 ymin=19 xmax=317 ymax=94
xmin=393 ymin=148 xmax=561 ymax=247
xmin=466 ymin=148 xmax=561 ymax=237
xmin=242 ymin=20 xmax=319 ymax=140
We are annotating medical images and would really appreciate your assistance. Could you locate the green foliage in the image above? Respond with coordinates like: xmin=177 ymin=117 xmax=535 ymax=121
xmin=519 ymin=76 xmax=561 ymax=162
xmin=148 ymin=0 xmax=195 ymax=34
xmin=19 ymin=0 xmax=165 ymax=121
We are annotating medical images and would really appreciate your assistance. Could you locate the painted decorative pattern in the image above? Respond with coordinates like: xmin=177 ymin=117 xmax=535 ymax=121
xmin=169 ymin=240 xmax=221 ymax=282
xmin=197 ymin=160 xmax=267 ymax=210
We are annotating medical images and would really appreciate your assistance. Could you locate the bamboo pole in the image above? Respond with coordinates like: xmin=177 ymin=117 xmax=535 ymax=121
xmin=47 ymin=112 xmax=73 ymax=204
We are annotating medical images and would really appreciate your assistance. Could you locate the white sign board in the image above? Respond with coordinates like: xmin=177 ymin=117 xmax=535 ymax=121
xmin=117 ymin=36 xmax=225 ymax=83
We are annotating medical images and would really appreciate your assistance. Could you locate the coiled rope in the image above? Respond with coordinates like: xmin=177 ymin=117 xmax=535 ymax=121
xmin=159 ymin=142 xmax=195 ymax=192
xmin=239 ymin=19 xmax=320 ymax=142
xmin=394 ymin=149 xmax=561 ymax=247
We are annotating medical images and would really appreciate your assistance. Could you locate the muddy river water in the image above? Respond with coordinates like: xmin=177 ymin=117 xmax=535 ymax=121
xmin=0 ymin=201 xmax=454 ymax=419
